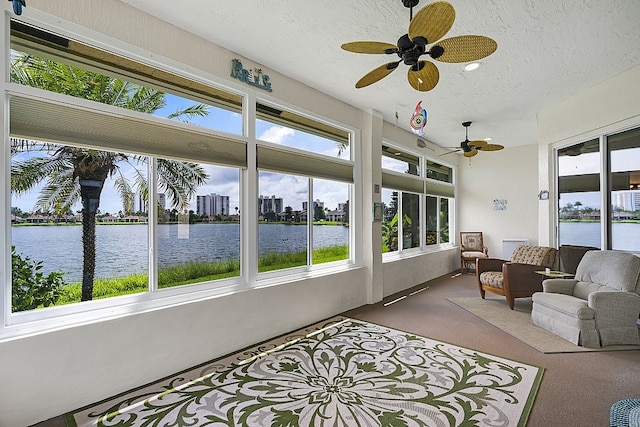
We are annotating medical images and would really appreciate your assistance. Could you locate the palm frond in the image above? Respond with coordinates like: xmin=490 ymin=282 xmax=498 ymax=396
xmin=167 ymin=104 xmax=210 ymax=122
xmin=11 ymin=156 xmax=73 ymax=195
xmin=157 ymin=159 xmax=208 ymax=210
xmin=35 ymin=169 xmax=79 ymax=213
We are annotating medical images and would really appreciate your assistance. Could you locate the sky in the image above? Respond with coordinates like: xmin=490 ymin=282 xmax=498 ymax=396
xmin=11 ymin=94 xmax=350 ymax=215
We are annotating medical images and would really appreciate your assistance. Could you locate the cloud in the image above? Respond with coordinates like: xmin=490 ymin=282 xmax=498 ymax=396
xmin=258 ymin=126 xmax=295 ymax=144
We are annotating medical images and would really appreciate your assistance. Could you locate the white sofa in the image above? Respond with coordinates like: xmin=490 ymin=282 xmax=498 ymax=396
xmin=531 ymin=250 xmax=640 ymax=348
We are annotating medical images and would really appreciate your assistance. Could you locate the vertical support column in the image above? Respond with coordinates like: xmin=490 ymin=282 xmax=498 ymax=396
xmin=243 ymin=92 xmax=258 ymax=287
xmin=361 ymin=109 xmax=384 ymax=304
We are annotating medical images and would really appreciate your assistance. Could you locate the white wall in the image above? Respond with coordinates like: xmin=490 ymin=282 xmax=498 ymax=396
xmin=0 ymin=2 xmax=459 ymax=425
xmin=458 ymin=144 xmax=540 ymax=258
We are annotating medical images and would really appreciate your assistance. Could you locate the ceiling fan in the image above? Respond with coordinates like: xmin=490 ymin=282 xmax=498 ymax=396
xmin=440 ymin=121 xmax=504 ymax=157
xmin=341 ymin=0 xmax=497 ymax=91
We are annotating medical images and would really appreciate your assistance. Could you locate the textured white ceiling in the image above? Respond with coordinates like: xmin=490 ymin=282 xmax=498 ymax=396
xmin=121 ymin=0 xmax=640 ymax=151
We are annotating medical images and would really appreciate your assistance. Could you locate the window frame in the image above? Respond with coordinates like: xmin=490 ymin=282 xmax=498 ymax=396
xmin=553 ymin=124 xmax=640 ymax=253
xmin=1 ymin=14 xmax=358 ymax=338
xmin=381 ymin=142 xmax=456 ymax=260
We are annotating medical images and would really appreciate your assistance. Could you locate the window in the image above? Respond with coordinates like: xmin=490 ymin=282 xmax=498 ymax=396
xmin=557 ymin=139 xmax=601 ymax=248
xmin=312 ymin=179 xmax=350 ymax=264
xmin=608 ymin=128 xmax=640 ymax=251
xmin=556 ymin=127 xmax=640 ymax=252
xmin=382 ymin=145 xmax=420 ymax=175
xmin=6 ymin=22 xmax=247 ymax=319
xmin=11 ymin=142 xmax=150 ymax=310
xmin=2 ymin=18 xmax=355 ymax=333
xmin=255 ymin=104 xmax=354 ymax=272
xmin=258 ymin=171 xmax=309 ymax=272
xmin=257 ymin=101 xmax=350 ymax=160
xmin=426 ymin=196 xmax=451 ymax=245
xmin=157 ymin=162 xmax=241 ymax=288
xmin=381 ymin=145 xmax=455 ymax=254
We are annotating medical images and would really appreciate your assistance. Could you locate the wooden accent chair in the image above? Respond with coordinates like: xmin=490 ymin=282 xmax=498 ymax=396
xmin=459 ymin=232 xmax=489 ymax=274
xmin=476 ymin=245 xmax=558 ymax=309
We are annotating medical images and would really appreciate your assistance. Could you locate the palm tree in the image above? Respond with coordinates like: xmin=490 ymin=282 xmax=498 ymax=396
xmin=10 ymin=53 xmax=209 ymax=301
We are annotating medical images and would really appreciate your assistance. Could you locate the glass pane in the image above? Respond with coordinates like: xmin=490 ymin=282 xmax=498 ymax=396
xmin=381 ymin=188 xmax=399 ymax=253
xmin=440 ymin=197 xmax=450 ymax=243
xmin=426 ymin=196 xmax=438 ymax=245
xmin=258 ymin=171 xmax=308 ymax=272
xmin=312 ymin=179 xmax=350 ymax=264
xmin=426 ymin=160 xmax=453 ymax=183
xmin=609 ymin=128 xmax=640 ymax=252
xmin=256 ymin=103 xmax=350 ymax=160
xmin=557 ymin=139 xmax=601 ymax=248
xmin=157 ymin=162 xmax=240 ymax=289
xmin=10 ymin=48 xmax=242 ymax=135
xmin=402 ymin=192 xmax=420 ymax=249
xmin=11 ymin=142 xmax=148 ymax=311
xmin=381 ymin=145 xmax=420 ymax=176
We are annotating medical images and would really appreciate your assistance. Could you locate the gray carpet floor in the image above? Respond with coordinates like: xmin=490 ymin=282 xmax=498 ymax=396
xmin=344 ymin=272 xmax=640 ymax=427
xmin=35 ymin=271 xmax=640 ymax=426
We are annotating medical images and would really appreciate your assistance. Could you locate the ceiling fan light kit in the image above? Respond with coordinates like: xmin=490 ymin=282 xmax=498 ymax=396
xmin=341 ymin=0 xmax=497 ymax=92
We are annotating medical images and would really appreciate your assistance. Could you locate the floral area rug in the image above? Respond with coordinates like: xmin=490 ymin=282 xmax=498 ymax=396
xmin=67 ymin=317 xmax=543 ymax=426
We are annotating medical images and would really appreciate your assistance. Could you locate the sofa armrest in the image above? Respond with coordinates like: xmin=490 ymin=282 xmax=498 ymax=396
xmin=588 ymin=291 xmax=640 ymax=318
xmin=476 ymin=257 xmax=507 ymax=275
xmin=542 ymin=278 xmax=577 ymax=295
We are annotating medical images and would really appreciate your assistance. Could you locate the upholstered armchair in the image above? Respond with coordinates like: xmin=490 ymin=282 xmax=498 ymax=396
xmin=532 ymin=250 xmax=640 ymax=348
xmin=476 ymin=245 xmax=558 ymax=309
xmin=460 ymin=232 xmax=489 ymax=274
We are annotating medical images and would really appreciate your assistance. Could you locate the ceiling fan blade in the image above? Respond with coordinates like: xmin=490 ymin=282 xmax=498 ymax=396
xmin=439 ymin=148 xmax=460 ymax=156
xmin=432 ymin=35 xmax=498 ymax=63
xmin=408 ymin=1 xmax=455 ymax=44
xmin=481 ymin=143 xmax=504 ymax=151
xmin=355 ymin=62 xmax=399 ymax=88
xmin=468 ymin=139 xmax=488 ymax=149
xmin=341 ymin=41 xmax=398 ymax=54
xmin=464 ymin=148 xmax=478 ymax=158
xmin=407 ymin=61 xmax=439 ymax=91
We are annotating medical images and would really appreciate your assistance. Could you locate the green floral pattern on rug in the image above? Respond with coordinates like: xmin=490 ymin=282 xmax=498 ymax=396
xmin=70 ymin=318 xmax=543 ymax=426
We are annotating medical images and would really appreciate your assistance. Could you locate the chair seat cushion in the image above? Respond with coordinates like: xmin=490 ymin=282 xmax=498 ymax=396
xmin=462 ymin=251 xmax=488 ymax=258
xmin=532 ymin=292 xmax=594 ymax=320
xmin=480 ymin=271 xmax=503 ymax=289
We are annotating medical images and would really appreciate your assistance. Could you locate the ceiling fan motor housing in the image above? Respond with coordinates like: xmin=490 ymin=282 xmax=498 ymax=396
xmin=402 ymin=0 xmax=420 ymax=8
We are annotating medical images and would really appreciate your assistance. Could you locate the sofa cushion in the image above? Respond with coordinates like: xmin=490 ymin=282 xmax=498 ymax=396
xmin=532 ymin=292 xmax=595 ymax=320
xmin=511 ymin=245 xmax=557 ymax=268
xmin=479 ymin=271 xmax=503 ymax=289
xmin=575 ymin=251 xmax=640 ymax=293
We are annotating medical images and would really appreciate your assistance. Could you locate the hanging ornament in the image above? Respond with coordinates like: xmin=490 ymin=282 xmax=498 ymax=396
xmin=409 ymin=101 xmax=427 ymax=136
xmin=9 ymin=0 xmax=26 ymax=15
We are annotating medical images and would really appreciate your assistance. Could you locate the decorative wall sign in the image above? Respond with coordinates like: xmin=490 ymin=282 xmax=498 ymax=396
xmin=230 ymin=59 xmax=272 ymax=92
xmin=493 ymin=199 xmax=507 ymax=211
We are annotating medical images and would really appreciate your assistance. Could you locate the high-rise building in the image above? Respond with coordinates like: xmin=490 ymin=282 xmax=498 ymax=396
xmin=258 ymin=195 xmax=283 ymax=214
xmin=197 ymin=193 xmax=231 ymax=216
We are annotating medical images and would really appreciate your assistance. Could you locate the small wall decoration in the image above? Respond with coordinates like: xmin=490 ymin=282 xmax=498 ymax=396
xmin=493 ymin=199 xmax=507 ymax=211
xmin=373 ymin=202 xmax=383 ymax=221
xmin=230 ymin=59 xmax=272 ymax=92
xmin=409 ymin=101 xmax=427 ymax=136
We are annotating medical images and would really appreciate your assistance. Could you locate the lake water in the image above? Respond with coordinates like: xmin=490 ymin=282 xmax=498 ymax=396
xmin=11 ymin=223 xmax=349 ymax=282
xmin=559 ymin=221 xmax=639 ymax=251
